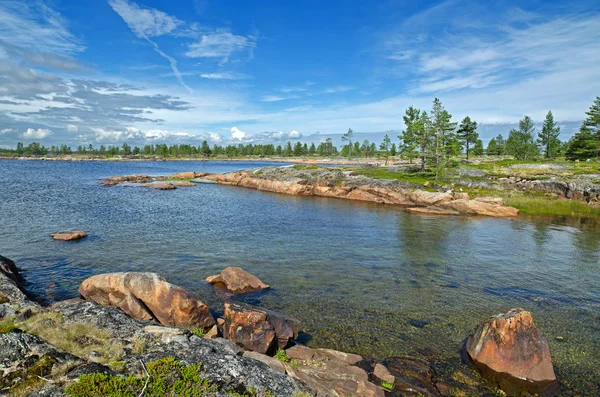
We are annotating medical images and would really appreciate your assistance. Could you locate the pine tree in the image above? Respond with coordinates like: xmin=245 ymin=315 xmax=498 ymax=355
xmin=486 ymin=138 xmax=498 ymax=155
xmin=505 ymin=116 xmax=539 ymax=160
xmin=538 ymin=111 xmax=561 ymax=159
xmin=472 ymin=139 xmax=484 ymax=156
xmin=583 ymin=96 xmax=600 ymax=159
xmin=565 ymin=127 xmax=598 ymax=160
xmin=379 ymin=134 xmax=391 ymax=165
xmin=341 ymin=128 xmax=354 ymax=159
xmin=431 ymin=98 xmax=456 ymax=179
xmin=398 ymin=106 xmax=421 ymax=162
xmin=456 ymin=116 xmax=478 ymax=159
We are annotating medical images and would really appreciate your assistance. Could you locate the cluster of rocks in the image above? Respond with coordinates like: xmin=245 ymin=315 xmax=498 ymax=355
xmin=1 ymin=254 xmax=560 ymax=396
xmin=101 ymin=171 xmax=210 ymax=190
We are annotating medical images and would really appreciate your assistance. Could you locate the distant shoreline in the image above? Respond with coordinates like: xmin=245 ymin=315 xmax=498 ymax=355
xmin=0 ymin=155 xmax=386 ymax=166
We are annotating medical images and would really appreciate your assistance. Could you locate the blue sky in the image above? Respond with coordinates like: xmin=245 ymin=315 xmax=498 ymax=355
xmin=0 ymin=0 xmax=599 ymax=148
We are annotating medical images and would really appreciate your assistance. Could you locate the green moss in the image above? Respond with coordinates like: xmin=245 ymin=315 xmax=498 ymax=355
xmin=0 ymin=321 xmax=19 ymax=333
xmin=189 ymin=327 xmax=206 ymax=338
xmin=274 ymin=349 xmax=290 ymax=363
xmin=354 ymin=167 xmax=436 ymax=184
xmin=381 ymin=380 xmax=394 ymax=390
xmin=65 ymin=357 xmax=274 ymax=397
xmin=292 ymin=164 xmax=319 ymax=170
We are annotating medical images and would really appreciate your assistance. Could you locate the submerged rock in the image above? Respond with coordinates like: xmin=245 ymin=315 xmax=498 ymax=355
xmin=223 ymin=302 xmax=300 ymax=354
xmin=466 ymin=308 xmax=556 ymax=394
xmin=79 ymin=272 xmax=215 ymax=328
xmin=172 ymin=181 xmax=196 ymax=187
xmin=50 ymin=231 xmax=87 ymax=241
xmin=206 ymin=266 xmax=270 ymax=294
xmin=143 ymin=182 xmax=176 ymax=190
xmin=406 ymin=206 xmax=460 ymax=215
xmin=440 ymin=199 xmax=519 ymax=217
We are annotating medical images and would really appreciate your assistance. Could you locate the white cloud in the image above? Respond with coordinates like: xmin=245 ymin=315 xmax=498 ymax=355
xmin=67 ymin=124 xmax=78 ymax=133
xmin=21 ymin=128 xmax=52 ymax=139
xmin=107 ymin=0 xmax=181 ymax=38
xmin=230 ymin=126 xmax=248 ymax=141
xmin=186 ymin=31 xmax=255 ymax=63
xmin=144 ymin=129 xmax=170 ymax=140
xmin=91 ymin=127 xmax=142 ymax=142
xmin=288 ymin=130 xmax=302 ymax=139
xmin=261 ymin=95 xmax=286 ymax=102
xmin=0 ymin=128 xmax=14 ymax=135
xmin=200 ymin=72 xmax=250 ymax=80
xmin=209 ymin=132 xmax=222 ymax=142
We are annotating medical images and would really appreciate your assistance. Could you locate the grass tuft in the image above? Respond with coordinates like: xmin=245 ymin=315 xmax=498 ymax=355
xmin=0 ymin=321 xmax=19 ymax=334
xmin=65 ymin=357 xmax=274 ymax=397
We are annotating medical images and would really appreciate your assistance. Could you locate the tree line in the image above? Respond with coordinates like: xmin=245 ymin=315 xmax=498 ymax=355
xmin=2 ymin=97 xmax=598 ymax=161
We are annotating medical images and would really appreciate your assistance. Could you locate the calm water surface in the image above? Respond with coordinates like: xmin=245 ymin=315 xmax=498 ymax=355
xmin=1 ymin=160 xmax=599 ymax=393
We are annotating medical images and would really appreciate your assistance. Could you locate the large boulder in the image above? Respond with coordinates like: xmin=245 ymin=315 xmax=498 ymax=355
xmin=50 ymin=231 xmax=87 ymax=241
xmin=206 ymin=267 xmax=270 ymax=294
xmin=79 ymin=272 xmax=215 ymax=328
xmin=466 ymin=308 xmax=556 ymax=393
xmin=223 ymin=302 xmax=300 ymax=354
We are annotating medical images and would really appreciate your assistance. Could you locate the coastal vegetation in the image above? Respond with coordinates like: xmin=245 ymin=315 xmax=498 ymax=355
xmin=65 ymin=357 xmax=275 ymax=397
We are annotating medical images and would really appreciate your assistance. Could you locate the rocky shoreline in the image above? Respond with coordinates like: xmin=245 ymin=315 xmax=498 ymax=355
xmin=101 ymin=166 xmax=521 ymax=218
xmin=1 ymin=253 xmax=561 ymax=396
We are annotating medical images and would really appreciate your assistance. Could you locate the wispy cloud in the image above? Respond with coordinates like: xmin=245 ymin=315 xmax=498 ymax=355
xmin=200 ymin=71 xmax=251 ymax=80
xmin=322 ymin=85 xmax=355 ymax=94
xmin=108 ymin=0 xmax=192 ymax=93
xmin=383 ymin=2 xmax=600 ymax=96
xmin=185 ymin=31 xmax=256 ymax=64
xmin=261 ymin=95 xmax=287 ymax=102
xmin=0 ymin=1 xmax=85 ymax=70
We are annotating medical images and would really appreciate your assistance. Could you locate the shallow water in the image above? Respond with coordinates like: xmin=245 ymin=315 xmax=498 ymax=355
xmin=1 ymin=160 xmax=599 ymax=394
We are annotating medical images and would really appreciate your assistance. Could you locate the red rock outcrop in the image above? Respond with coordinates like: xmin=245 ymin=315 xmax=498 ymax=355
xmin=206 ymin=267 xmax=269 ymax=294
xmin=102 ymin=174 xmax=152 ymax=185
xmin=50 ymin=231 xmax=87 ymax=241
xmin=223 ymin=302 xmax=300 ymax=354
xmin=466 ymin=308 xmax=556 ymax=393
xmin=203 ymin=171 xmax=519 ymax=218
xmin=170 ymin=171 xmax=207 ymax=180
xmin=79 ymin=272 xmax=215 ymax=328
